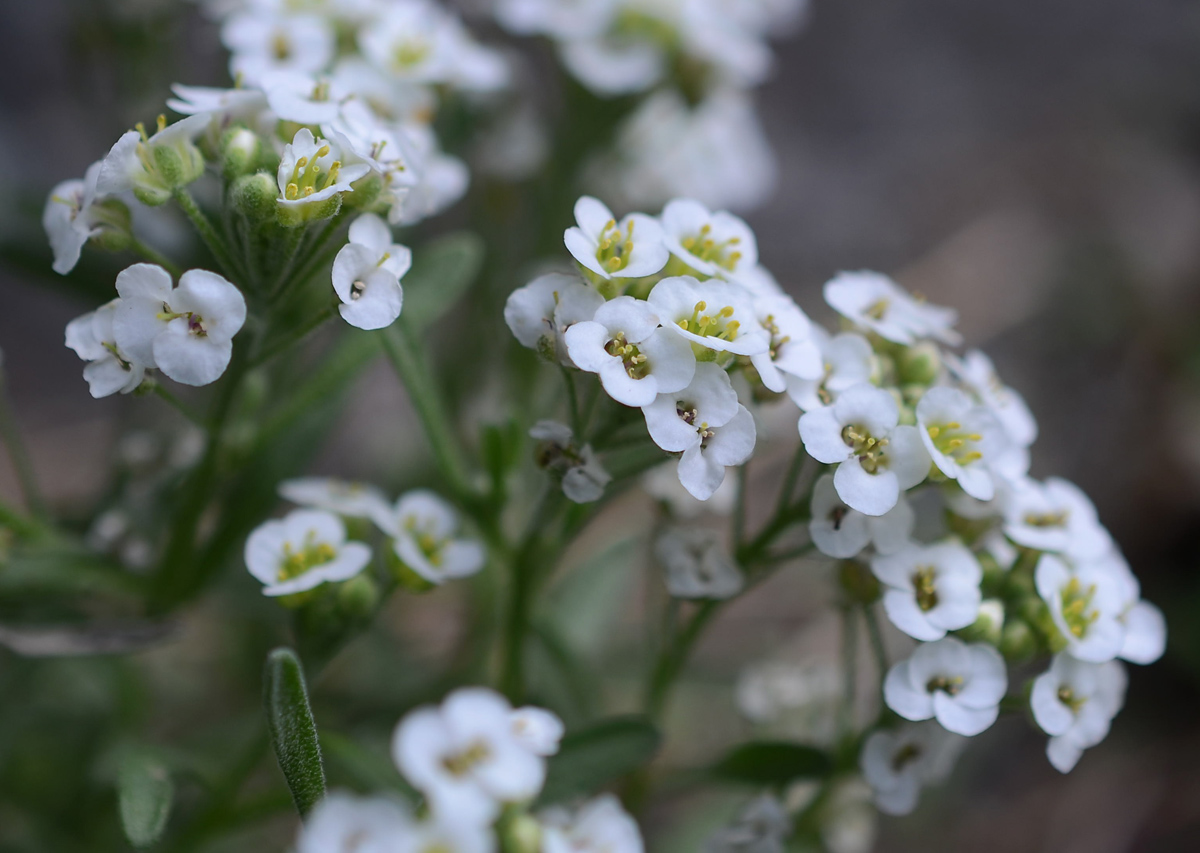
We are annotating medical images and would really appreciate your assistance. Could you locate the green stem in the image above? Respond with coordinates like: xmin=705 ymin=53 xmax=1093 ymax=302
xmin=561 ymin=366 xmax=581 ymax=436
xmin=151 ymin=382 xmax=204 ymax=425
xmin=251 ymin=305 xmax=336 ymax=369
xmin=288 ymin=213 xmax=346 ymax=288
xmin=646 ymin=601 xmax=720 ymax=720
xmin=0 ymin=371 xmax=46 ymax=519
xmin=380 ymin=323 xmax=476 ymax=505
xmin=839 ymin=606 xmax=858 ymax=740
xmin=172 ymin=187 xmax=243 ymax=282
xmin=863 ymin=603 xmax=888 ymax=679
xmin=130 ymin=238 xmax=183 ymax=278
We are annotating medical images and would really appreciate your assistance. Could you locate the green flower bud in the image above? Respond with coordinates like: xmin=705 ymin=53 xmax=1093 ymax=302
xmin=999 ymin=618 xmax=1036 ymax=661
xmin=276 ymin=192 xmax=342 ymax=228
xmin=501 ymin=814 xmax=542 ymax=853
xmin=340 ymin=173 xmax=384 ymax=211
xmin=133 ymin=184 xmax=172 ymax=206
xmin=231 ymin=172 xmax=279 ymax=223
xmin=960 ymin=598 xmax=1004 ymax=645
xmin=337 ymin=573 xmax=381 ymax=620
xmin=87 ymin=199 xmax=134 ymax=253
xmin=897 ymin=341 xmax=942 ymax=386
xmin=221 ymin=126 xmax=262 ymax=181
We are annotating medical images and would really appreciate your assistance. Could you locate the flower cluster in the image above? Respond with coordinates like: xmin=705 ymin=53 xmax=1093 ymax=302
xmin=295 ymin=687 xmax=644 ymax=852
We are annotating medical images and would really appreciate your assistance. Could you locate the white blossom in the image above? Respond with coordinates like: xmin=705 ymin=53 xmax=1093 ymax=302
xmin=244 ymin=508 xmax=371 ymax=597
xmin=824 ymin=271 xmax=960 ymax=346
xmin=261 ymin=70 xmax=345 ymax=124
xmin=798 ymin=383 xmax=930 ymax=516
xmin=641 ymin=460 xmax=738 ymax=518
xmin=748 ymin=294 xmax=823 ymax=394
xmin=564 ymin=295 xmax=696 ymax=407
xmin=564 ymin=196 xmax=668 ymax=281
xmin=44 ymin=162 xmax=105 ymax=275
xmin=808 ymin=473 xmax=914 ymax=559
xmin=655 ymin=526 xmax=743 ymax=600
xmin=860 ymin=723 xmax=963 ymax=816
xmin=165 ymin=83 xmax=268 ymax=125
xmin=97 ymin=114 xmax=210 ymax=205
xmin=1030 ymin=652 xmax=1127 ymax=773
xmin=704 ymin=794 xmax=790 ymax=853
xmin=871 ymin=541 xmax=983 ymax=641
xmin=510 ymin=706 xmax=564 ymax=757
xmin=529 ymin=421 xmax=612 ymax=503
xmin=915 ymin=387 xmax=1010 ymax=502
xmin=277 ymin=127 xmax=370 ymax=214
xmin=64 ymin=301 xmax=147 ymax=398
xmin=1002 ymin=477 xmax=1113 ymax=561
xmin=883 ymin=637 xmax=1007 ymax=736
xmin=540 ymin=794 xmax=644 ymax=853
xmin=495 ymin=0 xmax=614 ymax=40
xmin=659 ymin=197 xmax=758 ymax=281
xmin=112 ymin=264 xmax=247 ymax=387
xmin=296 ymin=791 xmax=495 ymax=853
xmin=222 ymin=11 xmax=334 ymax=83
xmin=322 ymin=99 xmax=420 ymax=219
xmin=785 ymin=329 xmax=874 ymax=411
xmin=278 ymin=477 xmax=391 ymax=519
xmin=642 ymin=363 xmax=756 ymax=500
xmin=1035 ymin=552 xmax=1132 ymax=663
xmin=647 ymin=275 xmax=769 ymax=357
xmin=504 ymin=272 xmax=605 ymax=365
xmin=331 ymin=213 xmax=410 ymax=329
xmin=946 ymin=349 xmax=1037 ymax=448
xmin=371 ymin=490 xmax=485 ymax=585
xmin=392 ymin=687 xmax=548 ymax=824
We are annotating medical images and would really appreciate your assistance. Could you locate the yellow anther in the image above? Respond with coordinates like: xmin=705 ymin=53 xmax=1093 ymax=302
xmin=316 ymin=144 xmax=331 ymax=158
xmin=968 ymin=433 xmax=982 ymax=441
xmin=156 ymin=114 xmax=167 ymax=133
xmin=295 ymin=156 xmax=309 ymax=169
xmin=677 ymin=320 xmax=689 ymax=330
xmin=927 ymin=426 xmax=940 ymax=438
xmin=135 ymin=122 xmax=149 ymax=142
xmin=947 ymin=439 xmax=963 ymax=449
xmin=286 ymin=182 xmax=299 ymax=200
xmin=720 ymin=305 xmax=735 ymax=318
xmin=303 ymin=186 xmax=314 ymax=196
xmin=694 ymin=300 xmax=707 ymax=312
xmin=946 ymin=422 xmax=961 ymax=430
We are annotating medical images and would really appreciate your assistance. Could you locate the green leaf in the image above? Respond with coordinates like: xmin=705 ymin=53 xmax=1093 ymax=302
xmin=402 ymin=232 xmax=485 ymax=330
xmin=118 ymin=749 xmax=174 ymax=848
xmin=712 ymin=742 xmax=833 ymax=787
xmin=264 ymin=647 xmax=326 ymax=816
xmin=539 ymin=716 xmax=661 ymax=805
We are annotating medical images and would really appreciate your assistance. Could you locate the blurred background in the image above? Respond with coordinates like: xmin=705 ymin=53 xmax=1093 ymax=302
xmin=4 ymin=0 xmax=1200 ymax=850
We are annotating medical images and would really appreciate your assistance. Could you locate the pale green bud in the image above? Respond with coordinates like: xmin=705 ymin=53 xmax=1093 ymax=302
xmin=337 ymin=574 xmax=380 ymax=619
xmin=340 ymin=173 xmax=384 ymax=211
xmin=276 ymin=193 xmax=342 ymax=228
xmin=221 ymin=126 xmax=262 ymax=181
xmin=231 ymin=172 xmax=278 ymax=223
xmin=897 ymin=341 xmax=942 ymax=386
xmin=1000 ymin=619 xmax=1036 ymax=661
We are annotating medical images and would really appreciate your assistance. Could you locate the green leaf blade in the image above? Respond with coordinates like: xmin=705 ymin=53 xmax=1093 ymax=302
xmin=712 ymin=741 xmax=833 ymax=788
xmin=402 ymin=231 xmax=485 ymax=330
xmin=539 ymin=716 xmax=661 ymax=805
xmin=118 ymin=750 xmax=174 ymax=848
xmin=264 ymin=647 xmax=327 ymax=817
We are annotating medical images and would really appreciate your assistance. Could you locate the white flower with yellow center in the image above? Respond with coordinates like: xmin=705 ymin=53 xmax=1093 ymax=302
xmin=785 ymin=328 xmax=874 ymax=411
xmin=244 ymin=509 xmax=371 ymax=597
xmin=915 ymin=387 xmax=1010 ymax=502
xmin=112 ymin=263 xmax=247 ymax=387
xmin=883 ymin=637 xmax=1007 ymax=736
xmin=655 ymin=526 xmax=743 ymax=600
xmin=748 ymin=294 xmax=824 ymax=394
xmin=648 ymin=276 xmax=769 ymax=358
xmin=529 ymin=420 xmax=612 ymax=503
xmin=261 ymin=70 xmax=346 ymax=124
xmin=222 ymin=10 xmax=334 ymax=84
xmin=1034 ymin=551 xmax=1130 ymax=663
xmin=278 ymin=476 xmax=391 ymax=519
xmin=331 ymin=213 xmax=411 ymax=330
xmin=798 ymin=383 xmax=930 ymax=516
xmin=860 ymin=722 xmax=964 ymax=816
xmin=809 ymin=473 xmax=914 ymax=559
xmin=871 ymin=541 xmax=983 ymax=641
xmin=504 ymin=272 xmax=605 ymax=365
xmin=1031 ymin=652 xmax=1126 ymax=773
xmin=296 ymin=791 xmax=495 ymax=853
xmin=642 ymin=363 xmax=756 ymax=501
xmin=564 ymin=196 xmax=668 ymax=281
xmin=824 ymin=271 xmax=960 ymax=346
xmin=65 ymin=300 xmax=147 ymax=398
xmin=276 ymin=128 xmax=370 ymax=222
xmin=659 ymin=197 xmax=758 ymax=281
xmin=1002 ymin=477 xmax=1113 ymax=561
xmin=322 ymin=100 xmax=420 ymax=220
xmin=371 ymin=490 xmax=485 ymax=585
xmin=510 ymin=706 xmax=565 ymax=757
xmin=540 ymin=794 xmax=644 ymax=853
xmin=44 ymin=161 xmax=107 ymax=275
xmin=392 ymin=687 xmax=549 ymax=825
xmin=97 ymin=114 xmax=209 ymax=206
xmin=946 ymin=349 xmax=1037 ymax=448
xmin=564 ymin=295 xmax=696 ymax=407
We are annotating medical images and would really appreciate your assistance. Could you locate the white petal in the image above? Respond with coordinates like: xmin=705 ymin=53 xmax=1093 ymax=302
xmin=834 ymin=457 xmax=899 ymax=517
xmin=884 ymin=661 xmax=935 ymax=721
xmin=153 ymin=321 xmax=232 ymax=386
xmin=933 ymin=693 xmax=997 ymax=736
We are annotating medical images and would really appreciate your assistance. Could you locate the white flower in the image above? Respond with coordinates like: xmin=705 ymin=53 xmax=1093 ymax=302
xmin=915 ymin=387 xmax=1010 ymax=502
xmin=883 ymin=637 xmax=1007 ymax=736
xmin=244 ymin=509 xmax=371 ymax=597
xmin=296 ymin=791 xmax=495 ymax=853
xmin=112 ymin=264 xmax=247 ymax=387
xmin=540 ymin=794 xmax=644 ymax=853
xmin=704 ymin=795 xmax=790 ymax=853
xmin=261 ymin=70 xmax=345 ymax=124
xmin=659 ymin=197 xmax=758 ymax=281
xmin=222 ymin=11 xmax=334 ymax=83
xmin=564 ymin=196 xmax=668 ymax=281
xmin=808 ymin=473 xmax=914 ymax=559
xmin=392 ymin=687 xmax=548 ymax=824
xmin=798 ymin=383 xmax=930 ymax=516
xmin=276 ymin=127 xmax=370 ymax=215
xmin=1002 ymin=477 xmax=1113 ymax=561
xmin=510 ymin=706 xmax=564 ymax=757
xmin=946 ymin=349 xmax=1037 ymax=448
xmin=871 ymin=541 xmax=983 ymax=641
xmin=785 ymin=329 xmax=874 ymax=411
xmin=1031 ymin=653 xmax=1127 ymax=773
xmin=331 ymin=213 xmax=411 ymax=330
xmin=64 ymin=301 xmax=147 ymax=398
xmin=97 ymin=114 xmax=210 ymax=205
xmin=647 ymin=276 xmax=769 ymax=357
xmin=824 ymin=271 xmax=960 ymax=346
xmin=322 ymin=100 xmax=420 ymax=214
xmin=564 ymin=296 xmax=696 ymax=407
xmin=495 ymin=0 xmax=614 ymax=39
xmin=655 ymin=526 xmax=743 ymax=600
xmin=529 ymin=421 xmax=612 ymax=503
xmin=642 ymin=363 xmax=756 ymax=501
xmin=371 ymin=490 xmax=485 ymax=585
xmin=748 ymin=294 xmax=823 ymax=394
xmin=504 ymin=272 xmax=605 ymax=365
xmin=559 ymin=37 xmax=665 ymax=96
xmin=166 ymin=83 xmax=268 ymax=125
xmin=44 ymin=162 xmax=105 ymax=275
xmin=641 ymin=460 xmax=739 ymax=518
xmin=1118 ymin=598 xmax=1166 ymax=665
xmin=734 ymin=659 xmax=840 ymax=726
xmin=1035 ymin=552 xmax=1132 ymax=663
xmin=278 ymin=477 xmax=391 ymax=519
xmin=860 ymin=723 xmax=963 ymax=816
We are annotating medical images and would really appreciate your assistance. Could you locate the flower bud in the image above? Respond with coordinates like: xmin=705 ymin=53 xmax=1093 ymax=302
xmin=500 ymin=813 xmax=542 ymax=853
xmin=231 ymin=172 xmax=278 ymax=223
xmin=897 ymin=341 xmax=942 ymax=385
xmin=838 ymin=560 xmax=880 ymax=604
xmin=340 ymin=173 xmax=384 ymax=211
xmin=87 ymin=199 xmax=134 ymax=253
xmin=1000 ymin=618 xmax=1036 ymax=661
xmin=221 ymin=126 xmax=262 ymax=181
xmin=961 ymin=598 xmax=1004 ymax=645
xmin=337 ymin=573 xmax=380 ymax=620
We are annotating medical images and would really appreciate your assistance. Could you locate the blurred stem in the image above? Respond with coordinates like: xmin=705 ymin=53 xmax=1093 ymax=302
xmin=839 ymin=606 xmax=858 ymax=741
xmin=0 ymin=369 xmax=47 ymax=520
xmin=172 ymin=187 xmax=243 ymax=282
xmin=130 ymin=237 xmax=182 ymax=278
xmin=733 ymin=464 xmax=748 ymax=550
xmin=645 ymin=600 xmax=720 ymax=720
xmin=252 ymin=304 xmax=336 ymax=369
xmin=863 ymin=603 xmax=888 ymax=678
xmin=561 ymin=366 xmax=581 ymax=436
xmin=287 ymin=213 xmax=347 ymax=291
xmin=151 ymin=382 xmax=203 ymax=425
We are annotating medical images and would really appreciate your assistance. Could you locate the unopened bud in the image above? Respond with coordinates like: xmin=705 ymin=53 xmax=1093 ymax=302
xmin=276 ymin=192 xmax=342 ymax=228
xmin=1000 ymin=618 xmax=1036 ymax=661
xmin=961 ymin=598 xmax=1004 ymax=645
xmin=221 ymin=126 xmax=262 ymax=181
xmin=501 ymin=814 xmax=542 ymax=853
xmin=898 ymin=341 xmax=942 ymax=386
xmin=337 ymin=573 xmax=380 ymax=619
xmin=340 ymin=172 xmax=384 ymax=211
xmin=231 ymin=172 xmax=278 ymax=223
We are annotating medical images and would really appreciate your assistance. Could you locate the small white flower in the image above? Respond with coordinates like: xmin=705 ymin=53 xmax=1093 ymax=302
xmin=785 ymin=329 xmax=874 ymax=411
xmin=392 ymin=687 xmax=548 ymax=824
xmin=808 ymin=473 xmax=914 ymax=559
xmin=504 ymin=272 xmax=605 ymax=365
xmin=798 ymin=383 xmax=930 ymax=516
xmin=44 ymin=162 xmax=105 ymax=275
xmin=244 ymin=509 xmax=371 ymax=597
xmin=529 ymin=421 xmax=612 ymax=503
xmin=860 ymin=723 xmax=963 ymax=816
xmin=322 ymin=100 xmax=420 ymax=212
xmin=278 ymin=477 xmax=391 ymax=519
xmin=371 ymin=490 xmax=485 ymax=585
xmin=112 ymin=264 xmax=247 ymax=387
xmin=883 ymin=637 xmax=1007 ymax=736
xmin=495 ymin=0 xmax=614 ymax=39
xmin=1030 ymin=652 xmax=1127 ymax=773
xmin=647 ymin=275 xmax=769 ymax=357
xmin=1118 ymin=598 xmax=1166 ymax=666
xmin=659 ymin=197 xmax=758 ymax=281
xmin=1002 ymin=477 xmax=1113 ymax=561
xmin=1035 ymin=552 xmax=1132 ymax=663
xmin=261 ymin=70 xmax=345 ymax=124
xmin=824 ymin=271 xmax=960 ymax=346
xmin=642 ymin=363 xmax=756 ymax=501
xmin=389 ymin=123 xmax=470 ymax=225
xmin=65 ymin=301 xmax=147 ymax=398
xmin=564 ymin=196 xmax=668 ymax=281
xmin=915 ymin=387 xmax=1010 ymax=502
xmin=165 ymin=83 xmax=268 ymax=124
xmin=871 ymin=541 xmax=983 ymax=641
xmin=540 ymin=794 xmax=644 ymax=853
xmin=222 ymin=11 xmax=334 ymax=83
xmin=946 ymin=349 xmax=1037 ymax=448
xmin=510 ymin=706 xmax=564 ymax=757
xmin=295 ymin=791 xmax=411 ymax=853
xmin=559 ymin=37 xmax=665 ymax=96
xmin=748 ymin=294 xmax=823 ymax=394
xmin=655 ymin=526 xmax=743 ymax=600
xmin=331 ymin=213 xmax=411 ymax=330
xmin=734 ymin=660 xmax=840 ymax=726
xmin=97 ymin=114 xmax=210 ymax=205
xmin=564 ymin=296 xmax=696 ymax=407
xmin=277 ymin=127 xmax=370 ymax=214
xmin=704 ymin=794 xmax=790 ymax=853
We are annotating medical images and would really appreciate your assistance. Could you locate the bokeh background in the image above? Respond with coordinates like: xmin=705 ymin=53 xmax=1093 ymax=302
xmin=3 ymin=0 xmax=1200 ymax=850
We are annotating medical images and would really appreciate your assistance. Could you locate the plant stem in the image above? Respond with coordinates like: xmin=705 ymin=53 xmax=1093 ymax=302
xmin=561 ymin=366 xmax=581 ymax=436
xmin=130 ymin=238 xmax=183 ymax=278
xmin=863 ymin=603 xmax=888 ymax=679
xmin=151 ymin=382 xmax=204 ymax=425
xmin=173 ymin=188 xmax=243 ymax=282
xmin=839 ymin=606 xmax=858 ymax=740
xmin=0 ymin=371 xmax=46 ymax=519
xmin=646 ymin=601 xmax=719 ymax=720
xmin=251 ymin=305 xmax=335 ymax=369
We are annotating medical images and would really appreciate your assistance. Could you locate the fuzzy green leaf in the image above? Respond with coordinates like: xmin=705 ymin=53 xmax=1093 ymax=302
xmin=264 ymin=647 xmax=326 ymax=816
xmin=118 ymin=750 xmax=174 ymax=848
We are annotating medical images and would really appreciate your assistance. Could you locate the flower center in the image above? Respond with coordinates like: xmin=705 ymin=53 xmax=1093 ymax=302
xmin=277 ymin=534 xmax=337 ymax=581
xmin=680 ymin=224 xmax=744 ymax=271
xmin=441 ymin=739 xmax=491 ymax=777
xmin=677 ymin=406 xmax=716 ymax=442
xmin=891 ymin=742 xmax=923 ymax=772
xmin=404 ymin=518 xmax=448 ymax=567
xmin=925 ymin=675 xmax=963 ymax=696
xmin=605 ymin=332 xmax=650 ymax=379
xmin=283 ymin=142 xmax=343 ymax=200
xmin=925 ymin=421 xmax=984 ymax=465
xmin=1024 ymin=510 xmax=1068 ymax=528
xmin=595 ymin=218 xmax=637 ymax=274
xmin=865 ymin=298 xmax=890 ymax=320
xmin=271 ymin=31 xmax=293 ymax=61
xmin=392 ymin=39 xmax=431 ymax=70
xmin=911 ymin=565 xmax=939 ymax=611
xmin=761 ymin=313 xmax=791 ymax=359
xmin=1060 ymin=577 xmax=1099 ymax=639
xmin=676 ymin=300 xmax=741 ymax=343
xmin=1057 ymin=685 xmax=1087 ymax=713
xmin=158 ymin=303 xmax=208 ymax=337
xmin=840 ymin=425 xmax=889 ymax=474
